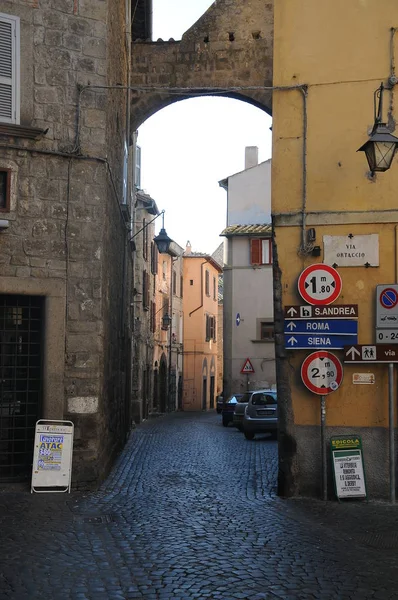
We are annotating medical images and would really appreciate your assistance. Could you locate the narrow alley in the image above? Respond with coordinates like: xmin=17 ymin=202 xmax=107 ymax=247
xmin=1 ymin=412 xmax=398 ymax=599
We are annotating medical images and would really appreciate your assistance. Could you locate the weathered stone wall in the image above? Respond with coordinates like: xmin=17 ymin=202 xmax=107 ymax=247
xmin=131 ymin=207 xmax=156 ymax=423
xmin=0 ymin=0 xmax=131 ymax=487
xmin=130 ymin=0 xmax=273 ymax=129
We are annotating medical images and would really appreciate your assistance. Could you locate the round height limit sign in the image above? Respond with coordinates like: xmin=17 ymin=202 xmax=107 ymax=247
xmin=301 ymin=351 xmax=343 ymax=395
xmin=298 ymin=264 xmax=342 ymax=306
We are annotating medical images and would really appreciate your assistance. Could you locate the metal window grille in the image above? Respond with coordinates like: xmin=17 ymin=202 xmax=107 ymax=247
xmin=0 ymin=295 xmax=43 ymax=480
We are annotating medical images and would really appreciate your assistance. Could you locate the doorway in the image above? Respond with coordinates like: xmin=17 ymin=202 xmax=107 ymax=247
xmin=210 ymin=375 xmax=215 ymax=409
xmin=202 ymin=377 xmax=207 ymax=410
xmin=159 ymin=354 xmax=167 ymax=413
xmin=0 ymin=295 xmax=44 ymax=481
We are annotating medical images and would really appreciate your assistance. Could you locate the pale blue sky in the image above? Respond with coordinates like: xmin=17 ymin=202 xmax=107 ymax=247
xmin=137 ymin=1 xmax=272 ymax=254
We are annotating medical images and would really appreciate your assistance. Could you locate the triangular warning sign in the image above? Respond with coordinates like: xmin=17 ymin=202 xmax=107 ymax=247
xmin=241 ymin=358 xmax=255 ymax=374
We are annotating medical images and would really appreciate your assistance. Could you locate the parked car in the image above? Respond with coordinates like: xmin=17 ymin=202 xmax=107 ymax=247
xmin=242 ymin=390 xmax=278 ymax=440
xmin=232 ymin=391 xmax=254 ymax=430
xmin=216 ymin=393 xmax=224 ymax=414
xmin=233 ymin=389 xmax=275 ymax=431
xmin=221 ymin=394 xmax=243 ymax=427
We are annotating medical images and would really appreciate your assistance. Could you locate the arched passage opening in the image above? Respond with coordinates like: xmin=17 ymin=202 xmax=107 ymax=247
xmin=137 ymin=95 xmax=272 ymax=252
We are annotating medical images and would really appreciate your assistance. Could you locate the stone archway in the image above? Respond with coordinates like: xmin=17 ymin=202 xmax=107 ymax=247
xmin=130 ymin=0 xmax=273 ymax=130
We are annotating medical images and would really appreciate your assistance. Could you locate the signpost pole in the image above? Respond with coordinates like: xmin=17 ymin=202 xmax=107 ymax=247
xmin=320 ymin=395 xmax=327 ymax=501
xmin=388 ymin=362 xmax=395 ymax=503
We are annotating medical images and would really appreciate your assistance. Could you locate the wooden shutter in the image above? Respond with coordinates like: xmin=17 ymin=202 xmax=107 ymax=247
xmin=150 ymin=301 xmax=156 ymax=333
xmin=205 ymin=315 xmax=210 ymax=341
xmin=0 ymin=15 xmax=19 ymax=124
xmin=143 ymin=270 xmax=150 ymax=309
xmin=151 ymin=242 xmax=158 ymax=275
xmin=250 ymin=239 xmax=262 ymax=265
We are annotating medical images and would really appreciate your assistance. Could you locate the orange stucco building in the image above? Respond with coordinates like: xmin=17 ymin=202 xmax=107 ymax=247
xmin=182 ymin=244 xmax=222 ymax=411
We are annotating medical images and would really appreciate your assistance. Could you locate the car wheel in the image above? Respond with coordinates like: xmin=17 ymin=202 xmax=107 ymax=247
xmin=244 ymin=431 xmax=255 ymax=440
xmin=222 ymin=416 xmax=229 ymax=427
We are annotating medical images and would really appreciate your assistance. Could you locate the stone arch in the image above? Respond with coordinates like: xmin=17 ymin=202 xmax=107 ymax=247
xmin=130 ymin=0 xmax=273 ymax=130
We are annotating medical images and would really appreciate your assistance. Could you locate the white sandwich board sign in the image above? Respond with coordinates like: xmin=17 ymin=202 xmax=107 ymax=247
xmin=31 ymin=420 xmax=74 ymax=493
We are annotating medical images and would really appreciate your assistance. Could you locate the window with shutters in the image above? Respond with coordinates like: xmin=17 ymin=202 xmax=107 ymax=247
xmin=180 ymin=275 xmax=183 ymax=298
xmin=205 ymin=314 xmax=216 ymax=342
xmin=213 ymin=276 xmax=216 ymax=301
xmin=142 ymin=218 xmax=148 ymax=260
xmin=205 ymin=269 xmax=210 ymax=296
xmin=142 ymin=270 xmax=150 ymax=310
xmin=151 ymin=242 xmax=158 ymax=274
xmin=172 ymin=269 xmax=177 ymax=296
xmin=0 ymin=168 xmax=11 ymax=211
xmin=250 ymin=238 xmax=272 ymax=265
xmin=0 ymin=14 xmax=20 ymax=125
xmin=150 ymin=301 xmax=156 ymax=333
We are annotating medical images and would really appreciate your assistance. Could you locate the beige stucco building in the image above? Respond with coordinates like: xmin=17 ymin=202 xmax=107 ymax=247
xmin=182 ymin=244 xmax=222 ymax=411
xmin=272 ymin=0 xmax=398 ymax=499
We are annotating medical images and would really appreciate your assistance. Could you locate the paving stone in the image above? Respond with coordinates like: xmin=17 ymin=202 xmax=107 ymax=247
xmin=0 ymin=412 xmax=398 ymax=599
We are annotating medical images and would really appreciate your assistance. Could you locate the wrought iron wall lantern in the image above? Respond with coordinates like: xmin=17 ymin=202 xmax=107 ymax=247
xmin=129 ymin=209 xmax=172 ymax=253
xmin=357 ymin=82 xmax=398 ymax=175
xmin=161 ymin=312 xmax=172 ymax=330
xmin=153 ymin=211 xmax=172 ymax=254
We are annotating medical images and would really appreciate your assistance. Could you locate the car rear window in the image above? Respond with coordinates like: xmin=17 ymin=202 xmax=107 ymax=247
xmin=240 ymin=393 xmax=252 ymax=403
xmin=252 ymin=393 xmax=277 ymax=406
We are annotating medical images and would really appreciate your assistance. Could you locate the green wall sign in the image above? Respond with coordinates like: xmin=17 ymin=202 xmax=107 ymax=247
xmin=331 ymin=436 xmax=367 ymax=500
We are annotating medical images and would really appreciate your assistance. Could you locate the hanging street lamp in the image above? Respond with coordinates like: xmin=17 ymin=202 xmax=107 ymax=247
xmin=357 ymin=83 xmax=398 ymax=175
xmin=161 ymin=312 xmax=172 ymax=330
xmin=153 ymin=212 xmax=173 ymax=254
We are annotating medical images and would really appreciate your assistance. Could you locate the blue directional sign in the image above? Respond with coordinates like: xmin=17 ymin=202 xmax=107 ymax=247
xmin=284 ymin=319 xmax=358 ymax=335
xmin=285 ymin=333 xmax=358 ymax=350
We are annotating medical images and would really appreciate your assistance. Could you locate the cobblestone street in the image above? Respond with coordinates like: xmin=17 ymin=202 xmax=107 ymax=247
xmin=1 ymin=412 xmax=398 ymax=599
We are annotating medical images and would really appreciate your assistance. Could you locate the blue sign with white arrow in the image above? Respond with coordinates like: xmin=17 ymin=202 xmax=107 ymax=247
xmin=284 ymin=319 xmax=358 ymax=335
xmin=285 ymin=333 xmax=358 ymax=350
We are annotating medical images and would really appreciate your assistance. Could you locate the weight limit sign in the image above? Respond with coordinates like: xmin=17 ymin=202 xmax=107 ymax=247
xmin=301 ymin=351 xmax=343 ymax=395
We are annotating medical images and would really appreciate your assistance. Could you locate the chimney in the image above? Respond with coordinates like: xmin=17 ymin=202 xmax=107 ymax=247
xmin=245 ymin=146 xmax=258 ymax=169
xmin=185 ymin=240 xmax=192 ymax=255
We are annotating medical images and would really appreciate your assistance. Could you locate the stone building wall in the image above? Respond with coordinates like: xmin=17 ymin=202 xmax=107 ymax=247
xmin=130 ymin=0 xmax=274 ymax=129
xmin=0 ymin=0 xmax=131 ymax=487
xmin=131 ymin=201 xmax=157 ymax=423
